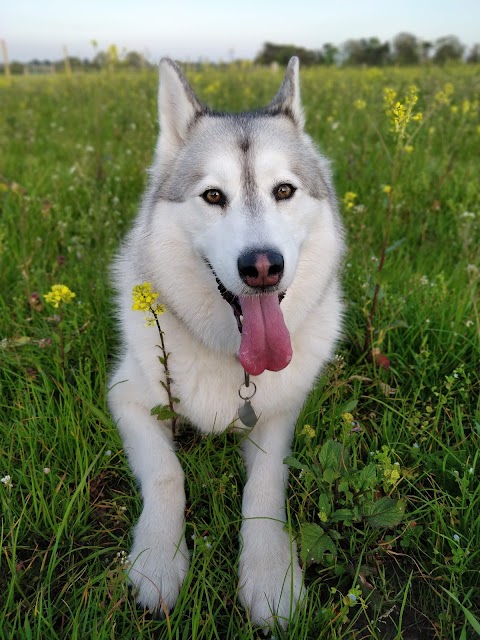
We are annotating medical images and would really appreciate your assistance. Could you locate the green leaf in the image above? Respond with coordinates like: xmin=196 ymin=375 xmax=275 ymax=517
xmin=300 ymin=524 xmax=337 ymax=564
xmin=331 ymin=508 xmax=354 ymax=524
xmin=283 ymin=456 xmax=309 ymax=472
xmin=339 ymin=399 xmax=358 ymax=414
xmin=363 ymin=497 xmax=406 ymax=528
xmin=319 ymin=440 xmax=343 ymax=470
xmin=358 ymin=463 xmax=378 ymax=490
xmin=150 ymin=404 xmax=178 ymax=421
xmin=317 ymin=493 xmax=331 ymax=515
xmin=323 ymin=468 xmax=341 ymax=484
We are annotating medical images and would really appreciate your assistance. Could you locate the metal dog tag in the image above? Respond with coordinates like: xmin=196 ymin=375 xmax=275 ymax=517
xmin=238 ymin=399 xmax=258 ymax=429
xmin=238 ymin=370 xmax=258 ymax=429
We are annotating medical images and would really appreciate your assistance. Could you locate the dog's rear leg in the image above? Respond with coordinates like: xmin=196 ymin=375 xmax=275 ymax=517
xmin=238 ymin=411 xmax=305 ymax=630
xmin=108 ymin=356 xmax=188 ymax=614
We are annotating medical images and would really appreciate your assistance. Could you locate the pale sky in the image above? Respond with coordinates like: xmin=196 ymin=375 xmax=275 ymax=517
xmin=3 ymin=0 xmax=479 ymax=62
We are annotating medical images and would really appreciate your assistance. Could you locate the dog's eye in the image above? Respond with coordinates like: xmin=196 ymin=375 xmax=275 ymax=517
xmin=274 ymin=183 xmax=296 ymax=201
xmin=201 ymin=189 xmax=226 ymax=207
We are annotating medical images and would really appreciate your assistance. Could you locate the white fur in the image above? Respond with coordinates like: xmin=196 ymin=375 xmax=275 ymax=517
xmin=108 ymin=58 xmax=344 ymax=630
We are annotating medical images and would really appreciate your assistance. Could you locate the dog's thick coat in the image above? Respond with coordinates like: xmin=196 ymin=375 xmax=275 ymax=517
xmin=108 ymin=57 xmax=344 ymax=629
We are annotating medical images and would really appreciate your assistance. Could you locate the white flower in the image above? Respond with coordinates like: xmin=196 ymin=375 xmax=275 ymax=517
xmin=43 ymin=467 xmax=50 ymax=474
xmin=1 ymin=475 xmax=13 ymax=488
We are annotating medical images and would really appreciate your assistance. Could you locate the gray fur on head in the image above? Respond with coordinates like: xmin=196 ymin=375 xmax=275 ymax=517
xmin=158 ymin=56 xmax=304 ymax=147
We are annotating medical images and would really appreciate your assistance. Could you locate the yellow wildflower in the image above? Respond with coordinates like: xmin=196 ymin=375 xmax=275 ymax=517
xmin=302 ymin=424 xmax=316 ymax=439
xmin=341 ymin=412 xmax=354 ymax=425
xmin=132 ymin=282 xmax=165 ymax=316
xmin=342 ymin=192 xmax=357 ymax=210
xmin=354 ymin=99 xmax=366 ymax=110
xmin=382 ymin=185 xmax=392 ymax=195
xmin=404 ymin=145 xmax=414 ymax=153
xmin=384 ymin=467 xmax=401 ymax=485
xmin=384 ymin=85 xmax=422 ymax=138
xmin=383 ymin=87 xmax=397 ymax=108
xmin=44 ymin=284 xmax=76 ymax=308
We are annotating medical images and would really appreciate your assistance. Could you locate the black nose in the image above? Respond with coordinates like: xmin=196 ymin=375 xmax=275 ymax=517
xmin=238 ymin=250 xmax=284 ymax=288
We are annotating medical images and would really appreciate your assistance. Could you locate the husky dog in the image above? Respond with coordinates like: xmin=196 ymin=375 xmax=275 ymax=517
xmin=108 ymin=57 xmax=344 ymax=630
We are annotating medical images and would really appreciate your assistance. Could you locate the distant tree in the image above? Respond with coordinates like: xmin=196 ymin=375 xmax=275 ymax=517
xmin=255 ymin=42 xmax=323 ymax=66
xmin=322 ymin=43 xmax=339 ymax=66
xmin=433 ymin=35 xmax=465 ymax=64
xmin=92 ymin=51 xmax=107 ymax=69
xmin=466 ymin=43 xmax=480 ymax=63
xmin=343 ymin=37 xmax=390 ymax=66
xmin=392 ymin=32 xmax=421 ymax=65
xmin=123 ymin=50 xmax=145 ymax=69
xmin=8 ymin=60 xmax=24 ymax=74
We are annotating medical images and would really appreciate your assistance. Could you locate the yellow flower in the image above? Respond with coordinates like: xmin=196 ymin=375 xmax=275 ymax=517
xmin=404 ymin=145 xmax=414 ymax=153
xmin=382 ymin=185 xmax=392 ymax=194
xmin=383 ymin=87 xmax=397 ymax=108
xmin=342 ymin=191 xmax=357 ymax=210
xmin=384 ymin=467 xmax=401 ymax=485
xmin=132 ymin=282 xmax=165 ymax=316
xmin=384 ymin=85 xmax=422 ymax=138
xmin=354 ymin=99 xmax=366 ymax=110
xmin=341 ymin=412 xmax=354 ymax=425
xmin=301 ymin=424 xmax=316 ymax=439
xmin=44 ymin=284 xmax=76 ymax=308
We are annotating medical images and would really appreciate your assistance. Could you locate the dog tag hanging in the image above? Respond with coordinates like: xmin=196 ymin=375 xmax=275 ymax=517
xmin=238 ymin=371 xmax=258 ymax=429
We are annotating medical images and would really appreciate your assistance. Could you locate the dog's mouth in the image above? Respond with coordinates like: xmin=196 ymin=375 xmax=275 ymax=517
xmin=207 ymin=262 xmax=292 ymax=376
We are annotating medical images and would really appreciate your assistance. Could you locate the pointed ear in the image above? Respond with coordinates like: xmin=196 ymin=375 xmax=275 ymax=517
xmin=268 ymin=56 xmax=304 ymax=128
xmin=158 ymin=58 xmax=203 ymax=147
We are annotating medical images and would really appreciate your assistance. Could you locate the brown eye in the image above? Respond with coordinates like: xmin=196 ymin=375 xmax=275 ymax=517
xmin=274 ymin=183 xmax=296 ymax=201
xmin=201 ymin=188 xmax=226 ymax=207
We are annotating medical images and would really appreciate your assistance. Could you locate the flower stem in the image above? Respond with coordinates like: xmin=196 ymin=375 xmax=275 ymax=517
xmin=151 ymin=307 xmax=177 ymax=435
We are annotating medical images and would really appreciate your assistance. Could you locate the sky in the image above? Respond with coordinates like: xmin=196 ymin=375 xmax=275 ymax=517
xmin=3 ymin=0 xmax=479 ymax=62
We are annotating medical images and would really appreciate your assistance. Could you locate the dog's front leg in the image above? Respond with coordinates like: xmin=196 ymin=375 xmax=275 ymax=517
xmin=238 ymin=411 xmax=304 ymax=630
xmin=108 ymin=367 xmax=189 ymax=614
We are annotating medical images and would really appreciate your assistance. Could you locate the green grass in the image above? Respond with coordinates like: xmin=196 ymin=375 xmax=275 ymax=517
xmin=0 ymin=64 xmax=479 ymax=639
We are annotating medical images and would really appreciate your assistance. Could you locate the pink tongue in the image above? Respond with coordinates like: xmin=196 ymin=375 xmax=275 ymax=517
xmin=238 ymin=293 xmax=292 ymax=376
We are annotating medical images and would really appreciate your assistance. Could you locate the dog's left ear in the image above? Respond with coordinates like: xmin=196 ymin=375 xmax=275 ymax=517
xmin=158 ymin=58 xmax=203 ymax=149
xmin=268 ymin=57 xmax=304 ymax=129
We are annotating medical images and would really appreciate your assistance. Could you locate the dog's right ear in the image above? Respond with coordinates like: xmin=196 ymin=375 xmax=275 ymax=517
xmin=158 ymin=58 xmax=203 ymax=148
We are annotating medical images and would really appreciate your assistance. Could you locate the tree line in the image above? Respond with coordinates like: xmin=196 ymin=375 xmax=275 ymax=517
xmin=2 ymin=33 xmax=480 ymax=75
xmin=255 ymin=34 xmax=480 ymax=66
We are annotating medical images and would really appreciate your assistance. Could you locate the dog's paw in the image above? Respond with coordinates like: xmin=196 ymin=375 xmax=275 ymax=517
xmin=128 ymin=526 xmax=189 ymax=614
xmin=238 ymin=524 xmax=305 ymax=630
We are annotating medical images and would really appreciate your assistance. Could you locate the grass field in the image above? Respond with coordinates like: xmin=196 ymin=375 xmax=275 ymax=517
xmin=0 ymin=63 xmax=479 ymax=639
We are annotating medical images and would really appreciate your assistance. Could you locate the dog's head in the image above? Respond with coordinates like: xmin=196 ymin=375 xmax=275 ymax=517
xmin=143 ymin=58 xmax=343 ymax=375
